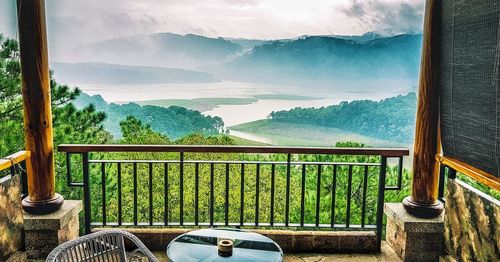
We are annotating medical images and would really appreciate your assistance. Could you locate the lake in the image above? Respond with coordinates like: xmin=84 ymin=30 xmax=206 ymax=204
xmin=76 ymin=80 xmax=415 ymax=127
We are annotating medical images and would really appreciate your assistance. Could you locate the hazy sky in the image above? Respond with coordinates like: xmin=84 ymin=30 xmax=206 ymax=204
xmin=0 ymin=0 xmax=424 ymax=50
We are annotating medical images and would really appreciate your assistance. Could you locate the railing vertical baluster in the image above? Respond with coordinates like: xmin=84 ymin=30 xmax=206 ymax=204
xmin=240 ymin=164 xmax=245 ymax=226
xmin=398 ymin=156 xmax=403 ymax=189
xmin=448 ymin=168 xmax=457 ymax=179
xmin=133 ymin=162 xmax=138 ymax=226
xmin=361 ymin=165 xmax=368 ymax=228
xmin=101 ymin=163 xmax=106 ymax=226
xmin=210 ymin=163 xmax=214 ymax=226
xmin=149 ymin=162 xmax=153 ymax=226
xmin=300 ymin=164 xmax=306 ymax=227
xmin=285 ymin=154 xmax=291 ymax=226
xmin=225 ymin=163 xmax=229 ymax=226
xmin=180 ymin=152 xmax=184 ymax=225
xmin=270 ymin=164 xmax=275 ymax=226
xmin=376 ymin=156 xmax=388 ymax=250
xmin=117 ymin=163 xmax=122 ymax=226
xmin=315 ymin=164 xmax=322 ymax=227
xmin=9 ymin=166 xmax=15 ymax=178
xmin=438 ymin=164 xmax=446 ymax=201
xmin=82 ymin=153 xmax=91 ymax=234
xmin=255 ymin=163 xmax=260 ymax=226
xmin=164 ymin=163 xmax=168 ymax=226
xmin=66 ymin=153 xmax=71 ymax=187
xmin=331 ymin=164 xmax=337 ymax=227
xmin=346 ymin=165 xmax=353 ymax=228
xmin=20 ymin=160 xmax=28 ymax=198
xmin=195 ymin=163 xmax=199 ymax=226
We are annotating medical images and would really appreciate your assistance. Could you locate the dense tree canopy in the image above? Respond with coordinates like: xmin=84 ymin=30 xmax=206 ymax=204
xmin=269 ymin=93 xmax=417 ymax=143
xmin=0 ymin=34 xmax=110 ymax=157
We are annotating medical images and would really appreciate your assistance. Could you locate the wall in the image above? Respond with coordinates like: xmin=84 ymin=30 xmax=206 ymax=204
xmin=0 ymin=175 xmax=24 ymax=260
xmin=444 ymin=179 xmax=500 ymax=262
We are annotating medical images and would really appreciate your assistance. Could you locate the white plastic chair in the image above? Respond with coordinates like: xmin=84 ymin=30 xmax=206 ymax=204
xmin=45 ymin=229 xmax=159 ymax=262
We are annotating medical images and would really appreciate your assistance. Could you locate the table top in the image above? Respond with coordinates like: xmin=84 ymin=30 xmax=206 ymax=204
xmin=166 ymin=228 xmax=283 ymax=262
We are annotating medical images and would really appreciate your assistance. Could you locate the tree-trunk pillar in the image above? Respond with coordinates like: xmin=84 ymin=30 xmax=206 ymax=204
xmin=17 ymin=0 xmax=64 ymax=214
xmin=402 ymin=0 xmax=444 ymax=218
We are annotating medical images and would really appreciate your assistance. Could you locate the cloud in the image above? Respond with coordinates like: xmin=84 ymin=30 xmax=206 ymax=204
xmin=0 ymin=0 xmax=17 ymax=37
xmin=343 ymin=0 xmax=424 ymax=35
xmin=0 ymin=0 xmax=424 ymax=53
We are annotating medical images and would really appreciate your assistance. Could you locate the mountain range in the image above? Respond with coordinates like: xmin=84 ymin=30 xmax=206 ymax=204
xmin=53 ymin=32 xmax=422 ymax=86
xmin=51 ymin=62 xmax=218 ymax=85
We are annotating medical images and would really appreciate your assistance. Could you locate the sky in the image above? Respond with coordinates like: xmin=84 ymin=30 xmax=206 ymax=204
xmin=0 ymin=0 xmax=424 ymax=50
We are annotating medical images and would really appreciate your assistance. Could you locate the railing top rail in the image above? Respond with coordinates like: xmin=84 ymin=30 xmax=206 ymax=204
xmin=58 ymin=144 xmax=409 ymax=157
xmin=0 ymin=150 xmax=30 ymax=172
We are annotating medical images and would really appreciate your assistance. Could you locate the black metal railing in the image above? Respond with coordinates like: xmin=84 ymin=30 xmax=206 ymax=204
xmin=59 ymin=144 xmax=409 ymax=250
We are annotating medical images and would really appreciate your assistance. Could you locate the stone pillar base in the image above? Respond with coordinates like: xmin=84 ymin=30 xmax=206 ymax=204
xmin=24 ymin=200 xmax=82 ymax=261
xmin=384 ymin=203 xmax=444 ymax=262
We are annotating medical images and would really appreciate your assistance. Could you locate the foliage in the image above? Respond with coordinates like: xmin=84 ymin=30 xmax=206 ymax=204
xmin=269 ymin=93 xmax=417 ymax=143
xmin=77 ymin=119 xmax=411 ymax=230
xmin=1 ymin=33 xmax=412 ymax=232
xmin=0 ymin=34 xmax=23 ymax=155
xmin=0 ymin=34 xmax=111 ymax=189
xmin=74 ymin=92 xmax=225 ymax=139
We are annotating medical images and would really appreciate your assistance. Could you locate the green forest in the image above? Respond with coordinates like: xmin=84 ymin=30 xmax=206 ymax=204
xmin=1 ymin=34 xmax=412 ymax=231
xmin=74 ymin=93 xmax=224 ymax=139
xmin=269 ymin=93 xmax=417 ymax=143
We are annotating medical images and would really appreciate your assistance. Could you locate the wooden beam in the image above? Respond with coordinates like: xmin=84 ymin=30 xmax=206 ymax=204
xmin=17 ymin=0 xmax=63 ymax=214
xmin=402 ymin=0 xmax=444 ymax=218
xmin=57 ymin=144 xmax=410 ymax=157
xmin=0 ymin=151 xmax=30 ymax=172
xmin=436 ymin=155 xmax=500 ymax=191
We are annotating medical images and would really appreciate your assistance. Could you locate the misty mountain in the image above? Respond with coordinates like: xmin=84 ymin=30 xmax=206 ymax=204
xmin=51 ymin=62 xmax=219 ymax=85
xmin=222 ymin=38 xmax=270 ymax=49
xmin=62 ymin=32 xmax=243 ymax=69
xmin=57 ymin=32 xmax=422 ymax=86
xmin=215 ymin=34 xmax=422 ymax=84
xmin=328 ymin=32 xmax=385 ymax=43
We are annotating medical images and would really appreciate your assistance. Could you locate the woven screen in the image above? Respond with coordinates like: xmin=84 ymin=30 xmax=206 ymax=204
xmin=437 ymin=0 xmax=500 ymax=178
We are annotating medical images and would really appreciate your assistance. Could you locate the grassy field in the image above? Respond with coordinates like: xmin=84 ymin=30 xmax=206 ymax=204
xmin=230 ymin=119 xmax=408 ymax=148
xmin=227 ymin=135 xmax=270 ymax=146
xmin=135 ymin=97 xmax=257 ymax=112
xmin=134 ymin=94 xmax=321 ymax=112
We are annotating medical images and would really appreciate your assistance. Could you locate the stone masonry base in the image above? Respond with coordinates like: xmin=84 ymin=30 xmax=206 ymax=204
xmin=23 ymin=200 xmax=82 ymax=261
xmin=384 ymin=203 xmax=444 ymax=262
xmin=94 ymin=227 xmax=378 ymax=253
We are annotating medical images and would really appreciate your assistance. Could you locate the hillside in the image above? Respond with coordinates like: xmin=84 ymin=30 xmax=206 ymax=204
xmin=230 ymin=120 xmax=403 ymax=147
xmin=73 ymin=93 xmax=224 ymax=139
xmin=217 ymin=34 xmax=422 ymax=84
xmin=59 ymin=32 xmax=423 ymax=87
xmin=63 ymin=33 xmax=243 ymax=69
xmin=267 ymin=92 xmax=417 ymax=143
xmin=51 ymin=62 xmax=219 ymax=85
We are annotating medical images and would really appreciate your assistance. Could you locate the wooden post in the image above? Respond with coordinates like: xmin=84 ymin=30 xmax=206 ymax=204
xmin=17 ymin=0 xmax=64 ymax=214
xmin=402 ymin=0 xmax=443 ymax=218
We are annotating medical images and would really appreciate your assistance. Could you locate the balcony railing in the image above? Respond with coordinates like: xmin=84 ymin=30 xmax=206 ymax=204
xmin=0 ymin=151 xmax=29 ymax=198
xmin=58 ymin=144 xmax=409 ymax=249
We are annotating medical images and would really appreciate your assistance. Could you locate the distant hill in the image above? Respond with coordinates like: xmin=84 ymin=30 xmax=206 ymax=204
xmin=222 ymin=37 xmax=270 ymax=49
xmin=57 ymin=32 xmax=422 ymax=87
xmin=51 ymin=62 xmax=219 ymax=85
xmin=73 ymin=92 xmax=224 ymax=139
xmin=62 ymin=33 xmax=243 ymax=69
xmin=267 ymin=92 xmax=417 ymax=143
xmin=323 ymin=32 xmax=385 ymax=43
xmin=216 ymin=34 xmax=422 ymax=84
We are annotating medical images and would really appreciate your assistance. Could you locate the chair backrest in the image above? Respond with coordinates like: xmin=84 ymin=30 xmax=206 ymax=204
xmin=46 ymin=229 xmax=158 ymax=262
